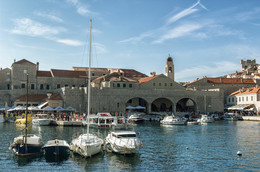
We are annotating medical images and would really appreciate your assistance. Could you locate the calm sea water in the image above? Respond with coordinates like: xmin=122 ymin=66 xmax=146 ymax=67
xmin=1 ymin=121 xmax=260 ymax=172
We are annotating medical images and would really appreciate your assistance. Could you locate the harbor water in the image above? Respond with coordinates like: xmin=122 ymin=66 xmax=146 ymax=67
xmin=1 ymin=121 xmax=260 ymax=171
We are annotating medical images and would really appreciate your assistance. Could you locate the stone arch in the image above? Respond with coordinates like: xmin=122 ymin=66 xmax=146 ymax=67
xmin=151 ymin=98 xmax=173 ymax=112
xmin=126 ymin=97 xmax=148 ymax=113
xmin=176 ymin=98 xmax=196 ymax=113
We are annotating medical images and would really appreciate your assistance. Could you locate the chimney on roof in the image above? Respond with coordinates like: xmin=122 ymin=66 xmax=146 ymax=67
xmin=220 ymin=77 xmax=222 ymax=83
xmin=36 ymin=62 xmax=39 ymax=71
xmin=14 ymin=59 xmax=16 ymax=63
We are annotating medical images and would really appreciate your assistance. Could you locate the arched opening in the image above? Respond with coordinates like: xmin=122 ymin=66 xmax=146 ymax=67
xmin=126 ymin=97 xmax=147 ymax=113
xmin=176 ymin=98 xmax=196 ymax=113
xmin=151 ymin=98 xmax=172 ymax=112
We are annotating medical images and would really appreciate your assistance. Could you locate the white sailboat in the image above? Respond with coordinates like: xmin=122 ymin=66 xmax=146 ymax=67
xmin=70 ymin=19 xmax=104 ymax=158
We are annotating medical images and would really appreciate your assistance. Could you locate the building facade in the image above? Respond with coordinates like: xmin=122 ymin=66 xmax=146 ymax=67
xmin=0 ymin=57 xmax=224 ymax=114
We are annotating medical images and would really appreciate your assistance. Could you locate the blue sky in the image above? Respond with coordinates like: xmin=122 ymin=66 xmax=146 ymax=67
xmin=1 ymin=0 xmax=260 ymax=82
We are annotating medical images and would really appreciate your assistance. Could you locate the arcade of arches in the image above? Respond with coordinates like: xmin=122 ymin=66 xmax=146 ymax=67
xmin=126 ymin=97 xmax=196 ymax=114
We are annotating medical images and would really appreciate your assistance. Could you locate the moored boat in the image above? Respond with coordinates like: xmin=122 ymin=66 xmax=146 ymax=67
xmin=69 ymin=133 xmax=104 ymax=157
xmin=9 ymin=134 xmax=43 ymax=156
xmin=197 ymin=114 xmax=214 ymax=124
xmin=160 ymin=115 xmax=187 ymax=125
xmin=128 ymin=114 xmax=144 ymax=123
xmin=32 ymin=114 xmax=52 ymax=126
xmin=105 ymin=131 xmax=142 ymax=154
xmin=42 ymin=139 xmax=69 ymax=156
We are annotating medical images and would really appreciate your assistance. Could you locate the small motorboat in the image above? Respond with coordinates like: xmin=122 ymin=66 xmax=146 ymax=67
xmin=9 ymin=134 xmax=43 ymax=156
xmin=42 ymin=139 xmax=70 ymax=156
xmin=32 ymin=114 xmax=52 ymax=126
xmin=105 ymin=131 xmax=142 ymax=154
xmin=160 ymin=115 xmax=187 ymax=125
xmin=197 ymin=114 xmax=214 ymax=124
xmin=128 ymin=114 xmax=144 ymax=123
xmin=187 ymin=121 xmax=199 ymax=125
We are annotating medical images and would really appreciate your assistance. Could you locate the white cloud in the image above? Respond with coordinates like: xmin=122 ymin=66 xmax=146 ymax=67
xmin=35 ymin=12 xmax=63 ymax=23
xmin=11 ymin=18 xmax=62 ymax=37
xmin=67 ymin=0 xmax=93 ymax=16
xmin=153 ymin=23 xmax=202 ymax=44
xmin=167 ymin=8 xmax=198 ymax=25
xmin=56 ymin=39 xmax=83 ymax=46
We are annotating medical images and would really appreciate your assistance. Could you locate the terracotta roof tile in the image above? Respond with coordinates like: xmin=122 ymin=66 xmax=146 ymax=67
xmin=13 ymin=59 xmax=35 ymax=65
xmin=15 ymin=93 xmax=63 ymax=101
xmin=229 ymin=87 xmax=260 ymax=96
xmin=138 ymin=74 xmax=161 ymax=85
xmin=37 ymin=71 xmax=52 ymax=77
xmin=187 ymin=77 xmax=255 ymax=85
xmin=51 ymin=69 xmax=87 ymax=78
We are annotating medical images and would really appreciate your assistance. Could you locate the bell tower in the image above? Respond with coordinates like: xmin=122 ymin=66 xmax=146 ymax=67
xmin=165 ymin=55 xmax=174 ymax=81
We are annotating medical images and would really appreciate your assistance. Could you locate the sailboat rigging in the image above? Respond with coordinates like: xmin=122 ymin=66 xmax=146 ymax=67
xmin=69 ymin=19 xmax=104 ymax=158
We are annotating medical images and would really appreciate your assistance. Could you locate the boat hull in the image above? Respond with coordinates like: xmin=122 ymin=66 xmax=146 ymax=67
xmin=10 ymin=144 xmax=42 ymax=156
xmin=43 ymin=145 xmax=69 ymax=155
xmin=105 ymin=131 xmax=142 ymax=154
xmin=70 ymin=134 xmax=103 ymax=158
xmin=32 ymin=119 xmax=52 ymax=126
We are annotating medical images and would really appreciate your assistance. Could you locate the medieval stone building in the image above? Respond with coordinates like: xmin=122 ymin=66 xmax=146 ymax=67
xmin=0 ymin=57 xmax=224 ymax=114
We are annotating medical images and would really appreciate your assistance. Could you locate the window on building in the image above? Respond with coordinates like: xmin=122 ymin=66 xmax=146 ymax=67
xmin=239 ymin=97 xmax=241 ymax=102
xmin=72 ymin=85 xmax=75 ymax=88
xmin=228 ymin=98 xmax=231 ymax=102
xmin=246 ymin=97 xmax=248 ymax=101
xmin=46 ymin=85 xmax=50 ymax=90
xmin=242 ymin=97 xmax=244 ymax=101
xmin=40 ymin=84 xmax=44 ymax=90
xmin=123 ymin=83 xmax=126 ymax=88
xmin=65 ymin=84 xmax=68 ymax=87
xmin=92 ymin=73 xmax=95 ymax=76
xmin=159 ymin=83 xmax=161 ymax=86
xmin=7 ymin=84 xmax=10 ymax=90
xmin=31 ymin=84 xmax=35 ymax=90
xmin=232 ymin=97 xmax=234 ymax=102
xmin=57 ymin=84 xmax=60 ymax=89
xmin=117 ymin=83 xmax=120 ymax=87
xmin=170 ymin=83 xmax=173 ymax=86
xmin=251 ymin=96 xmax=253 ymax=101
xmin=129 ymin=84 xmax=132 ymax=88
xmin=21 ymin=83 xmax=25 ymax=89
xmin=153 ymin=83 xmax=156 ymax=86
xmin=117 ymin=103 xmax=119 ymax=108
xmin=165 ymin=83 xmax=167 ymax=86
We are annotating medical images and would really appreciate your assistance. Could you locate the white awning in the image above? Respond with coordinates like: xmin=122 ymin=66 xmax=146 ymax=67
xmin=228 ymin=104 xmax=254 ymax=111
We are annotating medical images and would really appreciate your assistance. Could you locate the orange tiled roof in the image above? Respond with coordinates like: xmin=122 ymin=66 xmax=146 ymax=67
xmin=51 ymin=69 xmax=87 ymax=78
xmin=37 ymin=71 xmax=52 ymax=77
xmin=187 ymin=77 xmax=255 ymax=85
xmin=15 ymin=93 xmax=63 ymax=101
xmin=207 ymin=78 xmax=255 ymax=84
xmin=92 ymin=73 xmax=137 ymax=83
xmin=13 ymin=59 xmax=35 ymax=65
xmin=229 ymin=87 xmax=260 ymax=96
xmin=138 ymin=74 xmax=161 ymax=85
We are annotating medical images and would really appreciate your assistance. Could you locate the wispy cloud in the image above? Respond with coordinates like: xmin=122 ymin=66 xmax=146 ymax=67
xmin=153 ymin=23 xmax=202 ymax=44
xmin=67 ymin=0 xmax=93 ymax=16
xmin=35 ymin=12 xmax=63 ymax=23
xmin=11 ymin=18 xmax=83 ymax=47
xmin=120 ymin=0 xmax=207 ymax=44
xmin=56 ymin=39 xmax=83 ymax=46
xmin=119 ymin=32 xmax=153 ymax=44
xmin=176 ymin=61 xmax=238 ymax=81
xmin=11 ymin=18 xmax=63 ymax=37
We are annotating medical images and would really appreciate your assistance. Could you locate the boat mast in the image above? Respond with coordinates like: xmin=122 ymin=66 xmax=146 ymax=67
xmin=25 ymin=72 xmax=28 ymax=153
xmin=87 ymin=19 xmax=92 ymax=138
